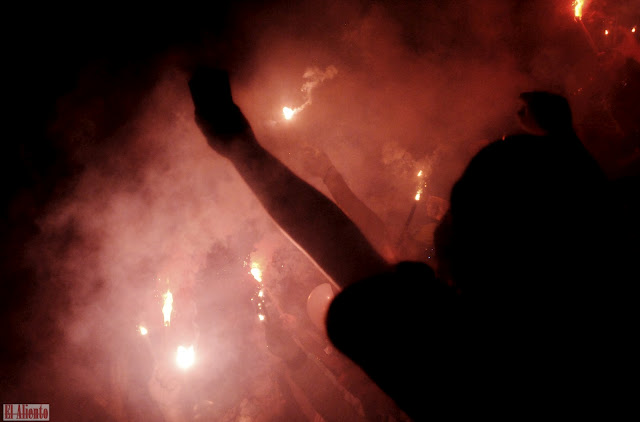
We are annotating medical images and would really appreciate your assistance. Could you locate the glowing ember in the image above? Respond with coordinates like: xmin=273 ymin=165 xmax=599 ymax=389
xmin=258 ymin=314 xmax=265 ymax=321
xmin=139 ymin=325 xmax=148 ymax=336
xmin=417 ymin=170 xmax=423 ymax=177
xmin=604 ymin=29 xmax=609 ymax=35
xmin=414 ymin=192 xmax=421 ymax=201
xmin=573 ymin=0 xmax=584 ymax=19
xmin=258 ymin=290 xmax=264 ymax=297
xmin=162 ymin=289 xmax=173 ymax=327
xmin=250 ymin=263 xmax=263 ymax=282
xmin=283 ymin=107 xmax=295 ymax=120
xmin=176 ymin=345 xmax=195 ymax=369
xmin=632 ymin=27 xmax=636 ymax=33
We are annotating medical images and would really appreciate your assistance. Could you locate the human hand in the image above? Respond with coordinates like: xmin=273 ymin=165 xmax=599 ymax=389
xmin=188 ymin=67 xmax=254 ymax=155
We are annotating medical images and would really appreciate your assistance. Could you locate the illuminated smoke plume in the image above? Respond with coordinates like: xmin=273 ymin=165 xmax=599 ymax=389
xmin=282 ymin=65 xmax=338 ymax=119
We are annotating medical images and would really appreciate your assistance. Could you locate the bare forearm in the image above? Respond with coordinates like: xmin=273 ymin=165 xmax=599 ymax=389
xmin=187 ymin=68 xmax=389 ymax=287
xmin=324 ymin=168 xmax=396 ymax=262
xmin=223 ymin=135 xmax=391 ymax=288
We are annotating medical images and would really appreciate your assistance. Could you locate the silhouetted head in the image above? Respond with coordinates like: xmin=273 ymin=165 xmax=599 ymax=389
xmin=517 ymin=91 xmax=574 ymax=136
xmin=441 ymin=133 xmax=606 ymax=301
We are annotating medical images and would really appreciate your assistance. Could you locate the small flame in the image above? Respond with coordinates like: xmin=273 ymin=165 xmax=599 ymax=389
xmin=258 ymin=314 xmax=265 ymax=321
xmin=573 ymin=0 xmax=584 ymax=19
xmin=162 ymin=289 xmax=173 ymax=327
xmin=258 ymin=290 xmax=264 ymax=297
xmin=250 ymin=263 xmax=263 ymax=282
xmin=283 ymin=107 xmax=295 ymax=120
xmin=139 ymin=325 xmax=148 ymax=336
xmin=604 ymin=29 xmax=609 ymax=35
xmin=632 ymin=27 xmax=636 ymax=33
xmin=415 ymin=170 xmax=425 ymax=200
xmin=176 ymin=345 xmax=195 ymax=369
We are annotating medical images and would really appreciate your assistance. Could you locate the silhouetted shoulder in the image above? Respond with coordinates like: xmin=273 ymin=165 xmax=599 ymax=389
xmin=326 ymin=261 xmax=466 ymax=420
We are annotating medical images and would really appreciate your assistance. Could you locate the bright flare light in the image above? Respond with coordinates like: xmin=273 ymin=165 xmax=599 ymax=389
xmin=604 ymin=29 xmax=609 ymax=35
xmin=139 ymin=325 xmax=148 ymax=336
xmin=283 ymin=107 xmax=295 ymax=120
xmin=632 ymin=27 xmax=636 ymax=33
xmin=415 ymin=169 xmax=425 ymax=201
xmin=176 ymin=345 xmax=195 ymax=369
xmin=162 ymin=289 xmax=173 ymax=327
xmin=574 ymin=0 xmax=584 ymax=19
xmin=250 ymin=263 xmax=263 ymax=283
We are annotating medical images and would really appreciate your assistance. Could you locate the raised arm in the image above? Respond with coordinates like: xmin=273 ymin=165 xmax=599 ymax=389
xmin=300 ymin=146 xmax=396 ymax=262
xmin=188 ymin=68 xmax=390 ymax=289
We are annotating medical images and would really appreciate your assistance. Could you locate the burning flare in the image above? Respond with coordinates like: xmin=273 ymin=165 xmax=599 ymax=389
xmin=176 ymin=345 xmax=195 ymax=369
xmin=283 ymin=107 xmax=295 ymax=120
xmin=574 ymin=0 xmax=584 ymax=19
xmin=250 ymin=263 xmax=263 ymax=282
xmin=162 ymin=289 xmax=173 ymax=327
xmin=138 ymin=325 xmax=148 ymax=336
xmin=282 ymin=104 xmax=307 ymax=120
xmin=281 ymin=65 xmax=338 ymax=120
xmin=572 ymin=0 xmax=599 ymax=55
xmin=415 ymin=169 xmax=426 ymax=201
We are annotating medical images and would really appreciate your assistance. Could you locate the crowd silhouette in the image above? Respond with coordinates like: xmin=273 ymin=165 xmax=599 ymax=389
xmin=189 ymin=68 xmax=636 ymax=420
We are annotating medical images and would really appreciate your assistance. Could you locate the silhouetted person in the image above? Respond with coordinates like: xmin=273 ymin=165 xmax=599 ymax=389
xmin=515 ymin=90 xmax=635 ymax=286
xmin=300 ymin=145 xmax=397 ymax=262
xmin=517 ymin=91 xmax=575 ymax=136
xmin=301 ymin=144 xmax=447 ymax=263
xmin=518 ymin=90 xmax=607 ymax=177
xmin=188 ymin=68 xmax=631 ymax=420
xmin=434 ymin=90 xmax=611 ymax=288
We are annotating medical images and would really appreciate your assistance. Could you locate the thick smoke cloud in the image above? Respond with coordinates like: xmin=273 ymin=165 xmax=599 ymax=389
xmin=3 ymin=0 xmax=637 ymax=420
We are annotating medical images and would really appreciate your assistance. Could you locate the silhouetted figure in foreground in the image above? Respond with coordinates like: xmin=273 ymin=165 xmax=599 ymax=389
xmin=518 ymin=90 xmax=607 ymax=177
xmin=517 ymin=90 xmax=575 ymax=136
xmin=515 ymin=90 xmax=636 ymax=285
xmin=188 ymin=69 xmax=632 ymax=420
